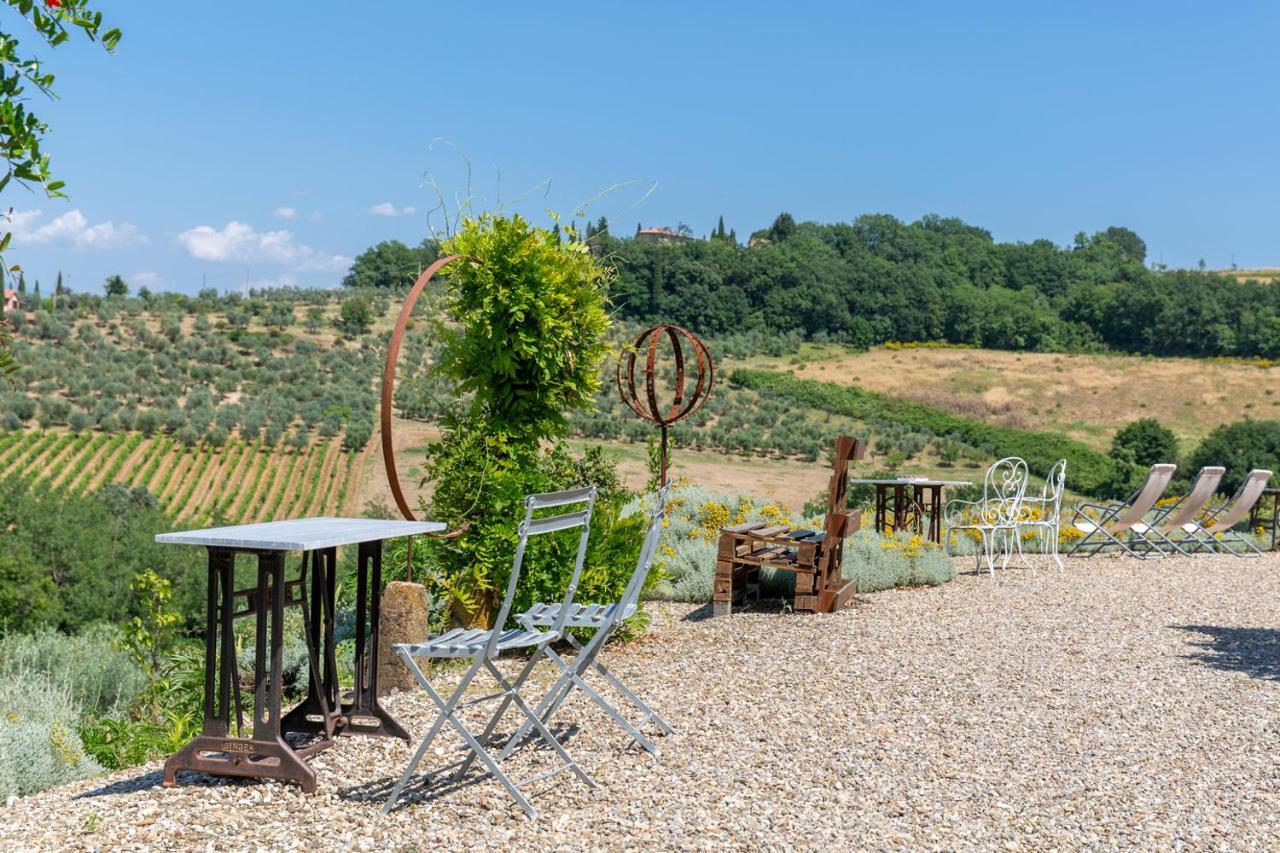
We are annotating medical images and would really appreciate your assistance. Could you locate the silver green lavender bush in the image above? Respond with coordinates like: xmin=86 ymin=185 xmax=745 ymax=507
xmin=0 ymin=672 xmax=103 ymax=800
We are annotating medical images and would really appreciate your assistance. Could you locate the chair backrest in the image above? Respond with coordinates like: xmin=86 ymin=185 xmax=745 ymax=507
xmin=1110 ymin=463 xmax=1176 ymax=532
xmin=826 ymin=435 xmax=867 ymax=515
xmin=981 ymin=457 xmax=1030 ymax=524
xmin=1159 ymin=466 xmax=1225 ymax=532
xmin=1040 ymin=459 xmax=1067 ymax=520
xmin=488 ymin=485 xmax=597 ymax=656
xmin=611 ymin=482 xmax=671 ymax=629
xmin=1204 ymin=469 xmax=1272 ymax=534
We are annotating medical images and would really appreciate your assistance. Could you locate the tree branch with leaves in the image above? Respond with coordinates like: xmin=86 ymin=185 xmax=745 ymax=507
xmin=0 ymin=0 xmax=120 ymax=382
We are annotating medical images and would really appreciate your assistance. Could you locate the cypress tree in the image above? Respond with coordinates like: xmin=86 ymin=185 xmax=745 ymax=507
xmin=16 ymin=272 xmax=25 ymax=293
xmin=729 ymin=228 xmax=737 ymax=245
xmin=716 ymin=215 xmax=726 ymax=240
xmin=55 ymin=271 xmax=63 ymax=294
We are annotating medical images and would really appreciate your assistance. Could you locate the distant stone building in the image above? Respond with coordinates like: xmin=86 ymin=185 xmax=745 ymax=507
xmin=634 ymin=226 xmax=695 ymax=245
xmin=2 ymin=289 xmax=17 ymax=313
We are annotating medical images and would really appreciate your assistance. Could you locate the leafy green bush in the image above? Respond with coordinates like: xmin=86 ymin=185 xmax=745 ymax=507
xmin=732 ymin=369 xmax=1119 ymax=497
xmin=0 ymin=624 xmax=145 ymax=719
xmin=0 ymin=672 xmax=103 ymax=799
xmin=420 ymin=214 xmax=619 ymax=627
xmin=1111 ymin=417 xmax=1179 ymax=467
xmin=1188 ymin=418 xmax=1280 ymax=495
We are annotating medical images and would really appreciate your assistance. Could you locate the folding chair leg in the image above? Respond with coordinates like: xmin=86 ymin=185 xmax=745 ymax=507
xmin=382 ymin=654 xmax=484 ymax=815
xmin=484 ymin=660 xmax=595 ymax=789
xmin=454 ymin=653 xmax=540 ymax=782
xmin=541 ymin=645 xmax=659 ymax=755
xmin=564 ymin=634 xmax=674 ymax=736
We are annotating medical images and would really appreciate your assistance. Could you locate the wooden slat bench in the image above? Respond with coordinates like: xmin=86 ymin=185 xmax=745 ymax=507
xmin=713 ymin=435 xmax=866 ymax=616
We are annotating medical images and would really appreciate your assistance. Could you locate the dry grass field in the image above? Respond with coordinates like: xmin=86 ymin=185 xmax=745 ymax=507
xmin=745 ymin=344 xmax=1280 ymax=453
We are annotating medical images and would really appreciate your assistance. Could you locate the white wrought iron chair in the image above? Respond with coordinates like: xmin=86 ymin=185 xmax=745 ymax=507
xmin=1067 ymin=463 xmax=1176 ymax=558
xmin=490 ymin=482 xmax=673 ymax=763
xmin=944 ymin=457 xmax=1030 ymax=574
xmin=1012 ymin=459 xmax=1067 ymax=572
xmin=1132 ymin=465 xmax=1224 ymax=555
xmin=381 ymin=486 xmax=599 ymax=818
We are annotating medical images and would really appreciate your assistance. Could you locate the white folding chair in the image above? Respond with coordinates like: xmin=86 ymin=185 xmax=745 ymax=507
xmin=1067 ymin=463 xmax=1176 ymax=558
xmin=490 ymin=483 xmax=673 ymax=763
xmin=381 ymin=486 xmax=598 ymax=818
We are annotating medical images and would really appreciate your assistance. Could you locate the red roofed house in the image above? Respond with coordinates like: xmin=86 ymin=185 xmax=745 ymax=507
xmin=2 ymin=289 xmax=18 ymax=314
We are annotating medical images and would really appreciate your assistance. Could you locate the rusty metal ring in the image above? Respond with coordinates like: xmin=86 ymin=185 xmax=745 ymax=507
xmin=615 ymin=324 xmax=715 ymax=427
xmin=380 ymin=253 xmax=479 ymax=521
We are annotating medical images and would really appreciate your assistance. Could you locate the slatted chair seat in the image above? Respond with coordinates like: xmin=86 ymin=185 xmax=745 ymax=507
xmin=520 ymin=601 xmax=629 ymax=629
xmin=396 ymin=627 xmax=553 ymax=659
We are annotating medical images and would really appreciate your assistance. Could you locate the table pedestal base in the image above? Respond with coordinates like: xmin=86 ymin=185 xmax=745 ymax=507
xmin=163 ymin=731 xmax=320 ymax=792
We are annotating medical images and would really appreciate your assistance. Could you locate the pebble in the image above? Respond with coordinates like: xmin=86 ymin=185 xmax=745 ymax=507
xmin=3 ymin=554 xmax=1280 ymax=849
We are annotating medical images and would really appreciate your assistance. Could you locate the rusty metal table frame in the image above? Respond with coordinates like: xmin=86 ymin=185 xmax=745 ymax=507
xmin=155 ymin=518 xmax=442 ymax=792
xmin=852 ymin=478 xmax=972 ymax=544
xmin=1247 ymin=487 xmax=1280 ymax=551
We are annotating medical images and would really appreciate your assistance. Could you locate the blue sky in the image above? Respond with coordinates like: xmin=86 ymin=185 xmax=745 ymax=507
xmin=10 ymin=1 xmax=1280 ymax=295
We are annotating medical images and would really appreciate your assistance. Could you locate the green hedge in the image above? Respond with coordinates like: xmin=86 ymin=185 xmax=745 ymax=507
xmin=730 ymin=369 xmax=1118 ymax=497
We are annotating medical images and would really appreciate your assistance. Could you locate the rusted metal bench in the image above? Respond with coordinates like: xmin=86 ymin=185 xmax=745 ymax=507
xmin=713 ymin=435 xmax=866 ymax=615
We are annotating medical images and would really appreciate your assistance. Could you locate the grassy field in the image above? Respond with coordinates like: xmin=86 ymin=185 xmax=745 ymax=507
xmin=743 ymin=344 xmax=1280 ymax=454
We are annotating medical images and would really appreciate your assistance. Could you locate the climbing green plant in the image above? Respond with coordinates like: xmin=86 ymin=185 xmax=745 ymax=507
xmin=435 ymin=213 xmax=612 ymax=446
xmin=121 ymin=570 xmax=181 ymax=687
xmin=422 ymin=214 xmax=620 ymax=627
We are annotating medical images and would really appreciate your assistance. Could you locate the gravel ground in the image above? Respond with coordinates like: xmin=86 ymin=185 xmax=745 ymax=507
xmin=5 ymin=553 xmax=1280 ymax=851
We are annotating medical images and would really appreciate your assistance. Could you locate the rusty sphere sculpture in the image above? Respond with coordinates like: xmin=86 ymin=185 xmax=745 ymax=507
xmin=615 ymin=324 xmax=715 ymax=484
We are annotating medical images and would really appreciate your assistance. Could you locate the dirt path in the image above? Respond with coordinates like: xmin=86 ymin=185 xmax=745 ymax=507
xmin=157 ymin=446 xmax=198 ymax=505
xmin=226 ymin=445 xmax=268 ymax=517
xmin=83 ymin=435 xmax=135 ymax=491
xmin=117 ymin=436 xmax=162 ymax=491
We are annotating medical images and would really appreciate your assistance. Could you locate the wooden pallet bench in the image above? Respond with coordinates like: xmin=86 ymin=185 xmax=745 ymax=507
xmin=712 ymin=435 xmax=866 ymax=616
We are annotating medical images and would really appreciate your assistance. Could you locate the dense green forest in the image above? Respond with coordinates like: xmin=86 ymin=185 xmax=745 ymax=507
xmin=345 ymin=213 xmax=1280 ymax=358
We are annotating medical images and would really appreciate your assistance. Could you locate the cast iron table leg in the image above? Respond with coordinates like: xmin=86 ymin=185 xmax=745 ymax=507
xmin=164 ymin=549 xmax=316 ymax=791
xmin=282 ymin=548 xmax=342 ymax=747
xmin=340 ymin=539 xmax=409 ymax=741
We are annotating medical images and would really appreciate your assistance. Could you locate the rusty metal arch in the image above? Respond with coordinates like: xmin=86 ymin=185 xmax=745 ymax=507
xmin=380 ymin=253 xmax=477 ymax=521
xmin=615 ymin=324 xmax=715 ymax=484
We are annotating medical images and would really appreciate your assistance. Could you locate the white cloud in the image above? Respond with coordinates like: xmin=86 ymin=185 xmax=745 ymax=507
xmin=273 ymin=206 xmax=297 ymax=220
xmin=131 ymin=271 xmax=163 ymax=288
xmin=175 ymin=221 xmax=350 ymax=271
xmin=368 ymin=202 xmax=416 ymax=217
xmin=7 ymin=208 xmax=148 ymax=250
xmin=307 ymin=210 xmax=323 ymax=222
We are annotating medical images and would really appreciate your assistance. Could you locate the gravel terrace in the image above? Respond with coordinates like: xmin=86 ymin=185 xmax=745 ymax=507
xmin=5 ymin=554 xmax=1280 ymax=851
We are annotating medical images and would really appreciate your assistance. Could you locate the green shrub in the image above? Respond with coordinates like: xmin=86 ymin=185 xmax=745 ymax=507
xmin=1188 ymin=418 xmax=1280 ymax=495
xmin=844 ymin=529 xmax=955 ymax=593
xmin=1111 ymin=417 xmax=1179 ymax=467
xmin=0 ymin=624 xmax=145 ymax=719
xmin=0 ymin=672 xmax=103 ymax=799
xmin=731 ymin=369 xmax=1120 ymax=497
